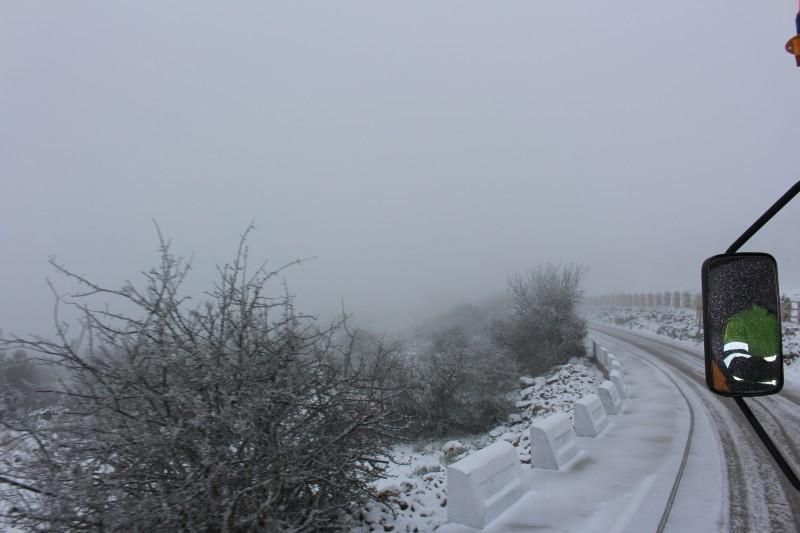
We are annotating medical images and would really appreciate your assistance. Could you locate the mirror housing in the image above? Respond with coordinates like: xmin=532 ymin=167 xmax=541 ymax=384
xmin=702 ymin=253 xmax=783 ymax=396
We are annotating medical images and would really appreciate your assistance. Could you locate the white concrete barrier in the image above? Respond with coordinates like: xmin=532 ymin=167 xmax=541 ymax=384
xmin=597 ymin=380 xmax=623 ymax=414
xmin=598 ymin=347 xmax=609 ymax=369
xmin=531 ymin=412 xmax=578 ymax=470
xmin=447 ymin=440 xmax=526 ymax=528
xmin=609 ymin=369 xmax=628 ymax=398
xmin=573 ymin=394 xmax=609 ymax=437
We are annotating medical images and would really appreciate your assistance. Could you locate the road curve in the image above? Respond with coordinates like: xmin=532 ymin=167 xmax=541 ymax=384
xmin=591 ymin=323 xmax=800 ymax=533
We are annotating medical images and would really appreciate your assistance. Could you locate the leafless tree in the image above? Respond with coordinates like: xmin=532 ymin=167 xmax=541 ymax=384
xmin=0 ymin=227 xmax=404 ymax=532
xmin=394 ymin=326 xmax=517 ymax=437
xmin=492 ymin=264 xmax=587 ymax=375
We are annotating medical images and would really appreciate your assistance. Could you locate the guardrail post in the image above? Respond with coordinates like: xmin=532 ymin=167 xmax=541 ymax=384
xmin=530 ymin=413 xmax=579 ymax=470
xmin=447 ymin=441 xmax=527 ymax=528
xmin=573 ymin=394 xmax=609 ymax=437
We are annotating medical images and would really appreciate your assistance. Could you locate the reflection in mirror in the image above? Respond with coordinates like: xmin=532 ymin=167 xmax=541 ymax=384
xmin=702 ymin=253 xmax=783 ymax=396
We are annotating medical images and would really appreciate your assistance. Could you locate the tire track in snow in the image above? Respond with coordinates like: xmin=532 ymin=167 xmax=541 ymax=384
xmin=593 ymin=329 xmax=759 ymax=532
xmin=749 ymin=396 xmax=800 ymax=482
xmin=597 ymin=337 xmax=696 ymax=533
xmin=684 ymin=378 xmax=796 ymax=533
xmin=592 ymin=329 xmax=736 ymax=532
xmin=592 ymin=324 xmax=800 ymax=532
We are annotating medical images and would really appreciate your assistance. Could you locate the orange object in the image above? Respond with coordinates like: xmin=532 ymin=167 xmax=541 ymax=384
xmin=787 ymin=35 xmax=800 ymax=66
xmin=711 ymin=361 xmax=730 ymax=392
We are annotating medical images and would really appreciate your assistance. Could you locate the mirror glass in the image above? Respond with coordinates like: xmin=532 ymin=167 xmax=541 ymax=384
xmin=702 ymin=253 xmax=783 ymax=396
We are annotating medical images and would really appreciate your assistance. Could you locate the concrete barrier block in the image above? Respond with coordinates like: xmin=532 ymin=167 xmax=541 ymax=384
xmin=597 ymin=380 xmax=622 ymax=414
xmin=531 ymin=412 xmax=578 ymax=470
xmin=447 ymin=440 xmax=526 ymax=528
xmin=598 ymin=347 xmax=608 ymax=368
xmin=609 ymin=357 xmax=622 ymax=373
xmin=573 ymin=393 xmax=609 ymax=437
xmin=609 ymin=369 xmax=628 ymax=398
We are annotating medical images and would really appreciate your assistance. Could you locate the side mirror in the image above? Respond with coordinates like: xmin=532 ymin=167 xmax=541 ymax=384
xmin=701 ymin=253 xmax=783 ymax=396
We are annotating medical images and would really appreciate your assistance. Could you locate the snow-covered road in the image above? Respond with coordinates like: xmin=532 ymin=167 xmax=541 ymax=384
xmin=592 ymin=323 xmax=800 ymax=532
xmin=442 ymin=329 xmax=713 ymax=532
xmin=442 ymin=324 xmax=800 ymax=532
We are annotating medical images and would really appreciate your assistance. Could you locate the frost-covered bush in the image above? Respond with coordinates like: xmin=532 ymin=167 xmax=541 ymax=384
xmin=0 ymin=347 xmax=56 ymax=413
xmin=491 ymin=264 xmax=587 ymax=375
xmin=395 ymin=326 xmax=517 ymax=437
xmin=0 ymin=229 xmax=402 ymax=532
xmin=412 ymin=464 xmax=442 ymax=477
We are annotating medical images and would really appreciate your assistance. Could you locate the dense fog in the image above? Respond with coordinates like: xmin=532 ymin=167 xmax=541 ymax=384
xmin=2 ymin=2 xmax=799 ymax=337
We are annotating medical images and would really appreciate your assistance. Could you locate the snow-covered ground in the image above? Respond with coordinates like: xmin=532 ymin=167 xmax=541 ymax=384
xmin=0 ymin=430 xmax=29 ymax=533
xmin=588 ymin=305 xmax=800 ymax=387
xmin=351 ymin=306 xmax=799 ymax=532
xmin=0 ymin=350 xmax=646 ymax=533
xmin=10 ymin=307 xmax=786 ymax=531
xmin=589 ymin=306 xmax=704 ymax=344
xmin=345 ymin=359 xmax=603 ymax=532
xmin=439 ymin=333 xmax=724 ymax=533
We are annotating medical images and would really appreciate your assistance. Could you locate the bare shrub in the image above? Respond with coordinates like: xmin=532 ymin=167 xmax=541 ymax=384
xmin=395 ymin=326 xmax=517 ymax=437
xmin=0 ymin=348 xmax=57 ymax=414
xmin=492 ymin=264 xmax=587 ymax=375
xmin=0 ymin=228 xmax=402 ymax=532
xmin=411 ymin=464 xmax=442 ymax=477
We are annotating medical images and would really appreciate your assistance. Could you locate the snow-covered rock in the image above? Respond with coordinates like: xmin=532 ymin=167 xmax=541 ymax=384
xmin=442 ymin=441 xmax=465 ymax=454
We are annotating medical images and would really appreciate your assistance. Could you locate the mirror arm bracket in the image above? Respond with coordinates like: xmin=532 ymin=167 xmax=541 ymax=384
xmin=725 ymin=179 xmax=800 ymax=491
xmin=726 ymin=180 xmax=800 ymax=254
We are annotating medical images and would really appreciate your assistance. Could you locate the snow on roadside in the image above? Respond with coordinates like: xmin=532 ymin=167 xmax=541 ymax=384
xmin=345 ymin=359 xmax=602 ymax=532
xmin=3 ymin=360 xmax=603 ymax=533
xmin=590 ymin=306 xmax=703 ymax=343
xmin=0 ymin=430 xmax=29 ymax=533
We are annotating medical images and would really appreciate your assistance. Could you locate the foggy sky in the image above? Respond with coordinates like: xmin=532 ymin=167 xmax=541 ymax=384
xmin=2 ymin=1 xmax=799 ymax=337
